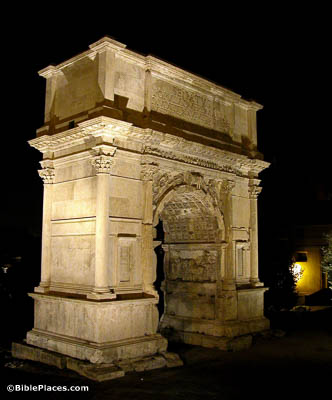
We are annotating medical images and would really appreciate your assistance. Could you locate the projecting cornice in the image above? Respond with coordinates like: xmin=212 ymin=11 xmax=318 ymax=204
xmin=88 ymin=36 xmax=127 ymax=51
xmin=29 ymin=117 xmax=269 ymax=177
xmin=29 ymin=117 xmax=133 ymax=153
xmin=38 ymin=65 xmax=63 ymax=78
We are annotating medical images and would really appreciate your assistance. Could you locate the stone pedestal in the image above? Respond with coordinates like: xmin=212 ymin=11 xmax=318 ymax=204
xmin=26 ymin=293 xmax=165 ymax=364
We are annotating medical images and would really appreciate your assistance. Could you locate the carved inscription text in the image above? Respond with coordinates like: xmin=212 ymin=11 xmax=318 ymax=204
xmin=152 ymin=80 xmax=214 ymax=129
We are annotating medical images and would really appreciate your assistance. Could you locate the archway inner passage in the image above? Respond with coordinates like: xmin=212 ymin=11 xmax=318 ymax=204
xmin=155 ymin=186 xmax=224 ymax=336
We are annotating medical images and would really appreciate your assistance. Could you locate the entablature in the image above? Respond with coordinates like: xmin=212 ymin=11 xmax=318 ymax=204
xmin=29 ymin=116 xmax=269 ymax=178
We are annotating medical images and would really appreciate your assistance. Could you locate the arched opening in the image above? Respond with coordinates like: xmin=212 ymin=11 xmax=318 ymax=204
xmin=153 ymin=184 xmax=225 ymax=338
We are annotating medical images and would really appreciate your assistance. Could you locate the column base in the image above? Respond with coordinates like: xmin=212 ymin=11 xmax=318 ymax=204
xmin=87 ymin=291 xmax=117 ymax=300
xmin=250 ymin=280 xmax=264 ymax=288
xmin=34 ymin=285 xmax=50 ymax=294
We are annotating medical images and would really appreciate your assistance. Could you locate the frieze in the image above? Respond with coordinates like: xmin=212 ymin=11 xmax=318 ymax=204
xmin=143 ymin=145 xmax=239 ymax=175
xmin=30 ymin=117 xmax=268 ymax=178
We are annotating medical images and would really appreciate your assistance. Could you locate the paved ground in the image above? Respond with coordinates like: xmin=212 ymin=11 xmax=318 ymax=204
xmin=1 ymin=308 xmax=332 ymax=399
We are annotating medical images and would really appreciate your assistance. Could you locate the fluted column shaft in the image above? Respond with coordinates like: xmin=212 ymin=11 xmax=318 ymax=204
xmin=249 ymin=179 xmax=263 ymax=287
xmin=88 ymin=152 xmax=116 ymax=300
xmin=221 ymin=179 xmax=236 ymax=291
xmin=35 ymin=165 xmax=55 ymax=293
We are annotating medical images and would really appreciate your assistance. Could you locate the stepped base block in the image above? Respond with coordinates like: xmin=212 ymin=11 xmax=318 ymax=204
xmin=162 ymin=330 xmax=254 ymax=351
xmin=161 ymin=315 xmax=270 ymax=351
xmin=12 ymin=342 xmax=183 ymax=382
xmin=26 ymin=330 xmax=168 ymax=364
xmin=161 ymin=315 xmax=270 ymax=338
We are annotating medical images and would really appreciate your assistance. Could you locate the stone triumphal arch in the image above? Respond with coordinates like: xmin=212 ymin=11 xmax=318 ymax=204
xmin=14 ymin=37 xmax=270 ymax=377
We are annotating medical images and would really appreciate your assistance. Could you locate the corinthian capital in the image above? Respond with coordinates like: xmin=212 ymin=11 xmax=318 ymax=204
xmin=249 ymin=181 xmax=262 ymax=199
xmin=220 ymin=179 xmax=235 ymax=194
xmin=38 ymin=167 xmax=55 ymax=184
xmin=92 ymin=155 xmax=114 ymax=174
xmin=91 ymin=145 xmax=116 ymax=175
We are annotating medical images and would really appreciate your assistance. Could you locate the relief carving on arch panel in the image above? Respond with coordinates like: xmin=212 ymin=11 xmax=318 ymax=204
xmin=152 ymin=170 xmax=185 ymax=207
xmin=168 ymin=249 xmax=218 ymax=282
xmin=155 ymin=173 xmax=226 ymax=244
xmin=150 ymin=170 xmax=223 ymax=212
xmin=140 ymin=162 xmax=159 ymax=181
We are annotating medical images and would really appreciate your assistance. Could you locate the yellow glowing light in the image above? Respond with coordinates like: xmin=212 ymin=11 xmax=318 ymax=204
xmin=292 ymin=263 xmax=303 ymax=283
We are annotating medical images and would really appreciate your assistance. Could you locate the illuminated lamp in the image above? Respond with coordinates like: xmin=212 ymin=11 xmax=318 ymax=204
xmin=292 ymin=263 xmax=303 ymax=283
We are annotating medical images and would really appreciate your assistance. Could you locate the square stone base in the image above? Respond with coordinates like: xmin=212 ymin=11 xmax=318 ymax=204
xmin=29 ymin=292 xmax=160 ymax=347
xmin=27 ymin=291 xmax=168 ymax=363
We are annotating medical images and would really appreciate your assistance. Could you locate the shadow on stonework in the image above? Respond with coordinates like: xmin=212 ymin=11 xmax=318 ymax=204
xmin=154 ymin=219 xmax=165 ymax=321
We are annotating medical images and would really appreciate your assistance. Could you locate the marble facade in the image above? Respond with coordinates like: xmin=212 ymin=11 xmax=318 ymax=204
xmin=19 ymin=37 xmax=270 ymax=371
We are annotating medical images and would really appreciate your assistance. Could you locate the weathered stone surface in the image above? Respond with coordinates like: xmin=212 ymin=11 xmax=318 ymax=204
xmin=27 ymin=329 xmax=168 ymax=364
xmin=160 ymin=351 xmax=184 ymax=368
xmin=12 ymin=342 xmax=66 ymax=369
xmin=25 ymin=36 xmax=270 ymax=377
xmin=66 ymin=358 xmax=125 ymax=381
xmin=12 ymin=342 xmax=180 ymax=381
xmin=28 ymin=294 xmax=159 ymax=344
xmin=132 ymin=355 xmax=167 ymax=372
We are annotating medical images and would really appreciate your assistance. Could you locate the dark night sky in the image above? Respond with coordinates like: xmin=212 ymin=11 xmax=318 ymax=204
xmin=1 ymin=7 xmax=331 ymax=253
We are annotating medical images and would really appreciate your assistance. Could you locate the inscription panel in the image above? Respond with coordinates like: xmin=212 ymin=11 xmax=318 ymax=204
xmin=118 ymin=237 xmax=135 ymax=284
xmin=152 ymin=79 xmax=214 ymax=128
xmin=151 ymin=78 xmax=231 ymax=133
